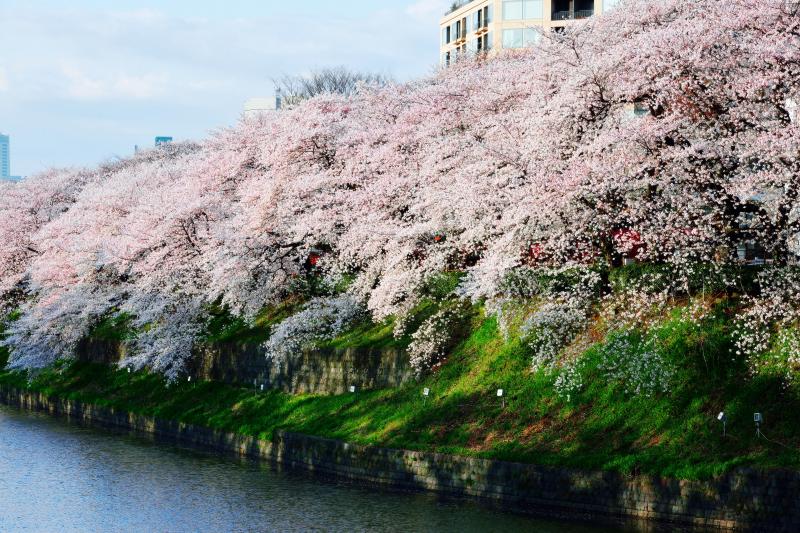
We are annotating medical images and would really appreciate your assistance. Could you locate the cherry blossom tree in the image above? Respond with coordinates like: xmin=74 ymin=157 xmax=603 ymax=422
xmin=1 ymin=0 xmax=798 ymax=378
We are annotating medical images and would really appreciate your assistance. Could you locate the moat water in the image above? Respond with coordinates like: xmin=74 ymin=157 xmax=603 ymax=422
xmin=0 ymin=404 xmax=627 ymax=532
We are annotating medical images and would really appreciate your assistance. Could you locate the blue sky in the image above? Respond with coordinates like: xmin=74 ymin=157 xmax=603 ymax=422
xmin=0 ymin=0 xmax=450 ymax=176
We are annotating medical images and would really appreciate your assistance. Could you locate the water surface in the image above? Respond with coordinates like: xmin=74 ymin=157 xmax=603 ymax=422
xmin=0 ymin=405 xmax=626 ymax=532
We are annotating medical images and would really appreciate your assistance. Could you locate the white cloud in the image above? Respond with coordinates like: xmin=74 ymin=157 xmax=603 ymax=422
xmin=113 ymin=73 xmax=167 ymax=100
xmin=60 ymin=65 xmax=166 ymax=101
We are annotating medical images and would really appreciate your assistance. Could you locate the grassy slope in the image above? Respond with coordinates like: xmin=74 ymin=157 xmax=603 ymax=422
xmin=2 ymin=298 xmax=799 ymax=480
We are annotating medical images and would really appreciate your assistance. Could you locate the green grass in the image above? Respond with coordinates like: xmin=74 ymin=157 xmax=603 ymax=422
xmin=321 ymin=299 xmax=442 ymax=350
xmin=200 ymin=300 xmax=304 ymax=344
xmin=2 ymin=298 xmax=799 ymax=481
xmin=321 ymin=317 xmax=405 ymax=350
xmin=90 ymin=313 xmax=136 ymax=342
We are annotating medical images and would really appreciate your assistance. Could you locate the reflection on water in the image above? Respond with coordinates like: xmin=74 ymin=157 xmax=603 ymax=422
xmin=0 ymin=405 xmax=626 ymax=532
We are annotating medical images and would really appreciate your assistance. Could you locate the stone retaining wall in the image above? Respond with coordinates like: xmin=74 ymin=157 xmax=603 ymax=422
xmin=76 ymin=338 xmax=413 ymax=395
xmin=1 ymin=385 xmax=798 ymax=532
xmin=190 ymin=343 xmax=411 ymax=395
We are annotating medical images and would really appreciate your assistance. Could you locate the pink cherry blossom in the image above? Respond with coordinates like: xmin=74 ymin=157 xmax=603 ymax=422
xmin=1 ymin=0 xmax=798 ymax=379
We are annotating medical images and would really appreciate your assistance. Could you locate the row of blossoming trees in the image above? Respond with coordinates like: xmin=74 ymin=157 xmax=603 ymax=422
xmin=1 ymin=0 xmax=799 ymax=384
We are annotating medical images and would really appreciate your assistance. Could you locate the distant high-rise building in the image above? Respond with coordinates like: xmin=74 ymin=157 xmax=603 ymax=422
xmin=0 ymin=133 xmax=10 ymax=180
xmin=243 ymin=95 xmax=282 ymax=118
xmin=155 ymin=136 xmax=173 ymax=147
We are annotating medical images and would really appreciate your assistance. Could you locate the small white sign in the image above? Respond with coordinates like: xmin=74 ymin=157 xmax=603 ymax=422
xmin=187 ymin=376 xmax=192 ymax=382
xmin=260 ymin=384 xmax=264 ymax=391
xmin=754 ymin=412 xmax=763 ymax=423
xmin=423 ymin=388 xmax=430 ymax=397
xmin=349 ymin=385 xmax=356 ymax=393
xmin=497 ymin=389 xmax=504 ymax=397
xmin=717 ymin=412 xmax=725 ymax=421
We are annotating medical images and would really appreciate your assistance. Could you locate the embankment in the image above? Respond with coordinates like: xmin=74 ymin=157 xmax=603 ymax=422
xmin=1 ymin=384 xmax=798 ymax=532
xmin=77 ymin=337 xmax=412 ymax=395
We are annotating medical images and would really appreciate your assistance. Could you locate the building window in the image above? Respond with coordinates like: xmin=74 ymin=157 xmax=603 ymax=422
xmin=502 ymin=28 xmax=539 ymax=48
xmin=524 ymin=28 xmax=539 ymax=45
xmin=503 ymin=0 xmax=524 ymax=20
xmin=553 ymin=0 xmax=594 ymax=20
xmin=477 ymin=34 xmax=492 ymax=52
xmin=525 ymin=0 xmax=544 ymax=19
xmin=503 ymin=0 xmax=544 ymax=20
xmin=502 ymin=28 xmax=522 ymax=48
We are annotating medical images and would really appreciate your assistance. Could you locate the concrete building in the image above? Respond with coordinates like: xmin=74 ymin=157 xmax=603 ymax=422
xmin=0 ymin=133 xmax=9 ymax=180
xmin=440 ymin=0 xmax=620 ymax=65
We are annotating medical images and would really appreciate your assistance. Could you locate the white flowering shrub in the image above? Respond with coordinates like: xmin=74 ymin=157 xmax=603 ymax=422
xmin=742 ymin=328 xmax=800 ymax=382
xmin=553 ymin=359 xmax=584 ymax=402
xmin=523 ymin=301 xmax=590 ymax=370
xmin=520 ymin=267 xmax=601 ymax=370
xmin=771 ymin=329 xmax=800 ymax=379
xmin=498 ymin=267 xmax=550 ymax=299
xmin=598 ymin=333 xmax=675 ymax=397
xmin=485 ymin=297 xmax=524 ymax=343
xmin=553 ymin=330 xmax=676 ymax=401
xmin=734 ymin=268 xmax=800 ymax=377
xmin=263 ymin=295 xmax=365 ymax=362
xmin=407 ymin=303 xmax=469 ymax=376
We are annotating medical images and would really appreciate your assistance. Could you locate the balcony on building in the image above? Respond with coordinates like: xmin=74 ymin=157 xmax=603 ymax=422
xmin=552 ymin=0 xmax=594 ymax=21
